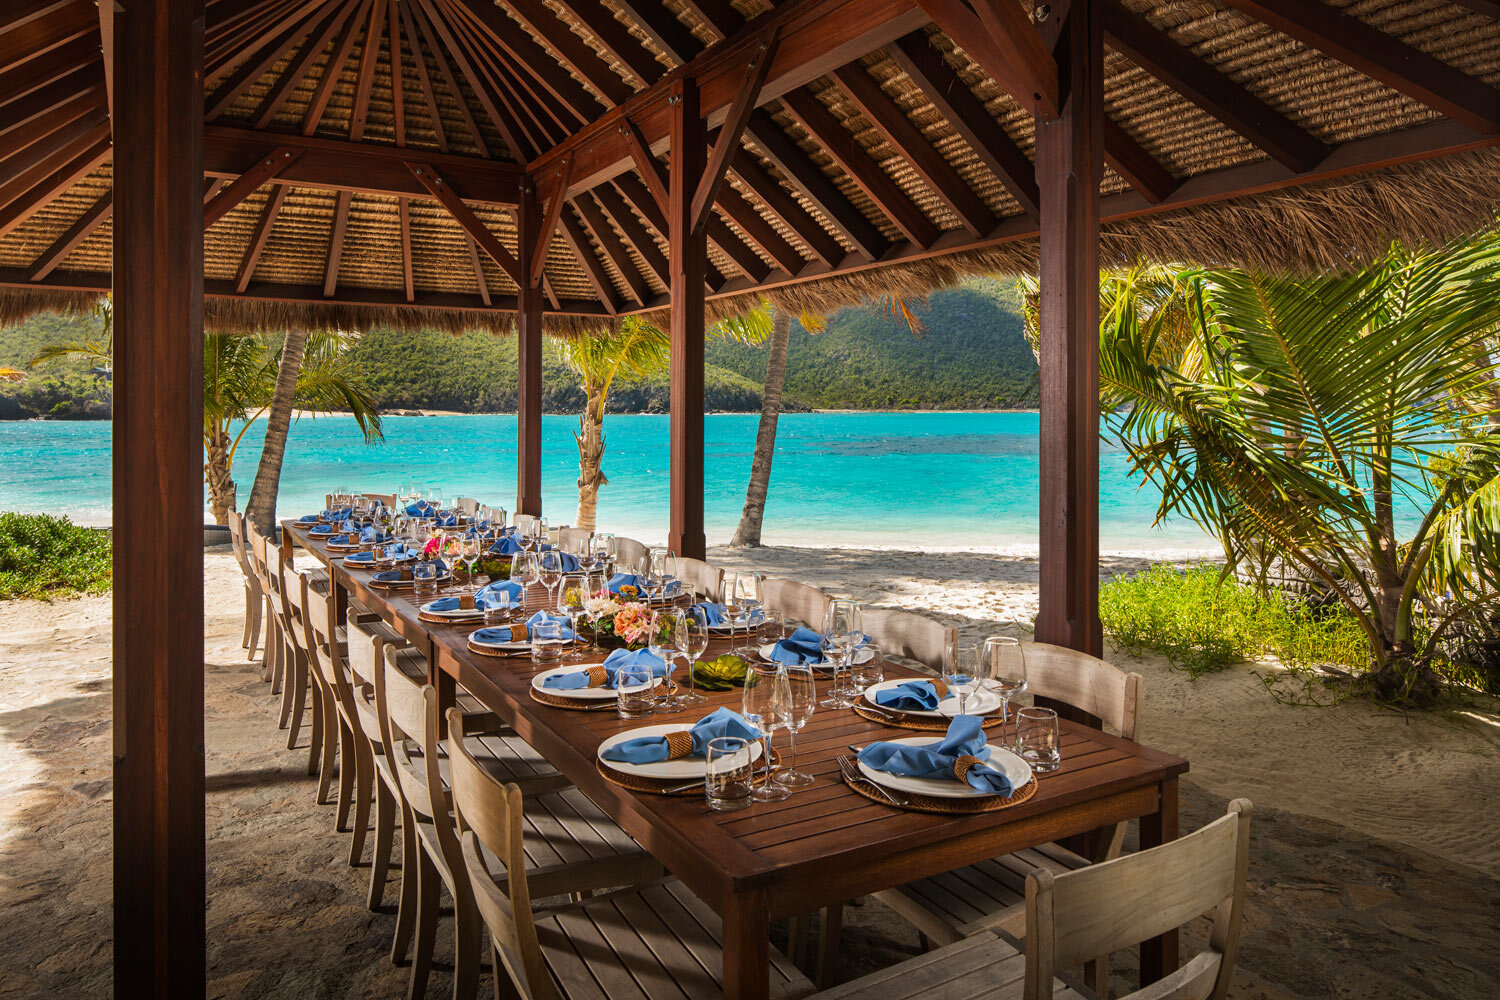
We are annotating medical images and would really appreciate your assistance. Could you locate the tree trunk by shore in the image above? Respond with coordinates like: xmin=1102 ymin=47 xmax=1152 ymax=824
xmin=205 ymin=429 xmax=235 ymax=525
xmin=575 ymin=388 xmax=607 ymax=531
xmin=245 ymin=328 xmax=307 ymax=535
xmin=731 ymin=308 xmax=791 ymax=548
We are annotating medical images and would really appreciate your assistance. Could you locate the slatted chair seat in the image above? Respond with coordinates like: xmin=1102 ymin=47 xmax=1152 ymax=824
xmin=526 ymin=879 xmax=812 ymax=1000
xmin=808 ymin=931 xmax=1090 ymax=1000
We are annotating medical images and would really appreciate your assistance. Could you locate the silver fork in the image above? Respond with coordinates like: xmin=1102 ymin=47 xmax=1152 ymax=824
xmin=836 ymin=755 xmax=909 ymax=808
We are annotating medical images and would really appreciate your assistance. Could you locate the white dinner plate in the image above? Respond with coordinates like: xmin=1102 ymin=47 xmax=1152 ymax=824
xmin=418 ymin=600 xmax=488 ymax=619
xmin=862 ymin=678 xmax=1002 ymax=718
xmin=530 ymin=664 xmax=661 ymax=701
xmin=857 ymin=737 xmax=1032 ymax=800
xmin=757 ymin=642 xmax=875 ymax=667
xmin=596 ymin=723 xmax=762 ymax=780
xmin=371 ymin=572 xmax=451 ymax=587
xmin=468 ymin=628 xmax=572 ymax=652
xmin=345 ymin=550 xmax=415 ymax=565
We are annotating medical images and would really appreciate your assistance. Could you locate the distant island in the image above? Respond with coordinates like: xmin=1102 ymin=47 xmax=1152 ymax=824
xmin=0 ymin=277 xmax=1038 ymax=419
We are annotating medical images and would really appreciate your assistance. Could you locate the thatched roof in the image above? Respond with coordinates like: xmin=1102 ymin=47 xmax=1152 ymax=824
xmin=2 ymin=0 xmax=1498 ymax=335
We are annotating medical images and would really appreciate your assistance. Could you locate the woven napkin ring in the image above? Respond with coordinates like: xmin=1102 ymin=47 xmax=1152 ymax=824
xmin=398 ymin=568 xmax=414 ymax=581
xmin=930 ymin=678 xmax=948 ymax=698
xmin=953 ymin=754 xmax=983 ymax=785
xmin=586 ymin=666 xmax=609 ymax=687
xmin=510 ymin=624 xmax=529 ymax=642
xmin=664 ymin=731 xmax=696 ymax=759
xmin=459 ymin=595 xmax=476 ymax=610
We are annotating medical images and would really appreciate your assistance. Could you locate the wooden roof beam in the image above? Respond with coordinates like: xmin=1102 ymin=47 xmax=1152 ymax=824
xmin=566 ymin=4 xmax=664 ymax=85
xmin=729 ymin=149 xmax=847 ymax=267
xmin=414 ymin=0 xmax=526 ymax=161
xmin=0 ymin=34 xmax=96 ymax=108
xmin=530 ymin=155 xmax=573 ymax=286
xmin=693 ymin=31 xmax=778 ymax=235
xmin=203 ymin=146 xmax=303 ymax=228
xmin=323 ymin=189 xmax=350 ymax=296
xmin=346 ymin=0 xmax=384 ymax=141
xmin=558 ymin=209 xmax=619 ymax=313
xmin=500 ymin=0 xmax=634 ymax=107
xmin=609 ymin=0 xmax=700 ymax=65
xmin=395 ymin=0 xmax=448 ymax=151
xmin=407 ymin=161 xmax=524 ymax=285
xmin=398 ymin=197 xmax=413 ymax=301
xmin=301 ymin=0 xmax=372 ymax=134
xmin=1100 ymin=0 xmax=1327 ymax=172
xmin=206 ymin=2 xmax=327 ymax=119
xmin=715 ymin=183 xmax=806 ymax=274
xmin=447 ymin=0 xmax=602 ymax=125
xmin=27 ymin=188 xmax=111 ymax=281
xmin=250 ymin=0 xmax=360 ymax=128
xmin=915 ymin=0 xmax=1058 ymax=118
xmin=777 ymin=92 xmax=938 ymax=248
xmin=887 ymin=32 xmax=1039 ymax=220
xmin=0 ymin=111 xmax=105 ymax=190
xmin=1219 ymin=0 xmax=1500 ymax=133
xmin=234 ymin=184 xmax=289 ymax=293
xmin=1103 ymin=117 xmax=1176 ymax=204
xmin=465 ymin=235 xmax=491 ymax=306
xmin=573 ymin=192 xmax=650 ymax=306
xmin=206 ymin=0 xmax=329 ymax=88
xmin=0 ymin=2 xmax=97 ymax=76
xmin=0 ymin=65 xmax=103 ymax=146
xmin=0 ymin=132 xmax=109 ymax=239
xmin=404 ymin=0 xmax=491 ymax=157
xmin=594 ymin=181 xmax=674 ymax=288
xmin=830 ymin=61 xmax=997 ymax=236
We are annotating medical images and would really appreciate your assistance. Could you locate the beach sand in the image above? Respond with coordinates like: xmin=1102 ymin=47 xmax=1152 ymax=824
xmin=1 ymin=548 xmax=1496 ymax=998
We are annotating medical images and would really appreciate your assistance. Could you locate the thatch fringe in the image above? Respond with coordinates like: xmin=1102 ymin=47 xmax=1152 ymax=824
xmin=0 ymin=288 xmax=101 ymax=329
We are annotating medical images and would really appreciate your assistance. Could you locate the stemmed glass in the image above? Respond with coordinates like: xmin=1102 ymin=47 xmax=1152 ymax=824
xmin=731 ymin=572 xmax=763 ymax=658
xmin=509 ymin=551 xmax=539 ymax=612
xmin=775 ymin=663 xmax=816 ymax=789
xmin=983 ymin=636 xmax=1028 ymax=746
xmin=460 ymin=534 xmax=482 ymax=593
xmin=741 ymin=663 xmax=791 ymax=802
xmin=557 ymin=574 xmax=587 ymax=658
xmin=944 ymin=640 xmax=981 ymax=716
xmin=819 ymin=599 xmax=863 ymax=709
xmin=649 ymin=611 xmax=683 ymax=711
xmin=537 ymin=549 xmax=564 ymax=611
xmin=441 ymin=533 xmax=465 ymax=594
xmin=676 ymin=607 xmax=709 ymax=705
xmin=637 ymin=555 xmax=663 ymax=603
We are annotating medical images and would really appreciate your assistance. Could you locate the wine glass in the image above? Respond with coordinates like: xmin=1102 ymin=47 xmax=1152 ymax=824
xmin=649 ymin=611 xmax=682 ymax=711
xmin=819 ymin=599 xmax=862 ymax=709
xmin=441 ymin=533 xmax=465 ymax=594
xmin=984 ymin=636 xmax=1028 ymax=746
xmin=537 ymin=549 xmax=564 ymax=610
xmin=944 ymin=640 xmax=981 ymax=716
xmin=460 ymin=534 xmax=482 ymax=593
xmin=677 ymin=607 xmax=710 ymax=705
xmin=557 ymin=574 xmax=587 ymax=658
xmin=509 ymin=551 xmax=538 ymax=612
xmin=741 ymin=663 xmax=791 ymax=802
xmin=775 ymin=663 xmax=816 ymax=789
xmin=731 ymin=572 xmax=763 ymax=658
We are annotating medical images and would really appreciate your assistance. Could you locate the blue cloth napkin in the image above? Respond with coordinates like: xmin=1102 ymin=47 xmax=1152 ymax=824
xmin=875 ymin=680 xmax=946 ymax=712
xmin=536 ymin=551 xmax=582 ymax=572
xmin=373 ymin=558 xmax=445 ymax=582
xmin=691 ymin=602 xmax=726 ymax=626
xmin=405 ymin=501 xmax=434 ymax=517
xmin=309 ymin=523 xmax=336 ymax=536
xmin=427 ymin=580 xmax=523 ymax=612
xmin=600 ymin=707 xmax=760 ymax=764
xmin=344 ymin=547 xmax=413 ymax=564
xmin=541 ymin=648 xmax=668 ymax=690
xmin=770 ymin=627 xmax=827 ymax=665
xmin=435 ymin=513 xmax=459 ymax=527
xmin=526 ymin=610 xmax=574 ymax=640
xmin=489 ymin=534 xmax=524 ymax=555
xmin=472 ymin=624 xmax=526 ymax=643
xmin=856 ymin=716 xmax=1014 ymax=795
xmin=607 ymin=573 xmax=645 ymax=596
xmin=321 ymin=506 xmax=351 ymax=520
xmin=298 ymin=513 xmax=320 ymax=523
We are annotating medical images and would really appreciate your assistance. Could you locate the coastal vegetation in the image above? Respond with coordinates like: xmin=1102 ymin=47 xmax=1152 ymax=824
xmin=0 ymin=513 xmax=110 ymax=599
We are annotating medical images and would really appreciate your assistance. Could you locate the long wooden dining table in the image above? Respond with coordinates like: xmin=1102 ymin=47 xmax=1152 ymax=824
xmin=284 ymin=521 xmax=1190 ymax=1000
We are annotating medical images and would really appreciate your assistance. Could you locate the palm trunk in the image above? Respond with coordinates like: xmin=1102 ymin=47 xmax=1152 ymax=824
xmin=730 ymin=309 xmax=791 ymax=548
xmin=205 ymin=427 xmax=236 ymax=525
xmin=245 ymin=327 xmax=307 ymax=535
xmin=575 ymin=386 xmax=607 ymax=531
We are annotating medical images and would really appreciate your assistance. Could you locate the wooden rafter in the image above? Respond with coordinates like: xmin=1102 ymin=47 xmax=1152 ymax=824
xmin=323 ymin=189 xmax=350 ymax=296
xmin=0 ymin=133 xmax=109 ymax=239
xmin=595 ymin=181 xmax=671 ymax=287
xmin=831 ymin=61 xmax=997 ymax=236
xmin=0 ymin=3 xmax=103 ymax=76
xmin=0 ymin=66 xmax=104 ymax=148
xmin=574 ymin=192 xmax=650 ymax=305
xmin=203 ymin=146 xmax=302 ymax=227
xmin=27 ymin=188 xmax=110 ymax=281
xmin=1103 ymin=118 xmax=1176 ymax=204
xmin=405 ymin=0 xmax=491 ymax=157
xmin=1220 ymin=0 xmax=1500 ymax=134
xmin=692 ymin=30 xmax=778 ymax=235
xmin=398 ymin=196 xmax=413 ymax=301
xmin=1100 ymin=0 xmax=1327 ymax=172
xmin=914 ymin=0 xmax=1058 ymax=119
xmin=235 ymin=183 xmax=289 ymax=292
xmin=566 ymin=3 xmax=663 ymax=86
xmin=436 ymin=0 xmax=548 ymax=157
xmin=530 ymin=154 xmax=573 ymax=286
xmin=613 ymin=171 xmax=745 ymax=286
xmin=394 ymin=0 xmax=447 ymax=151
xmin=449 ymin=0 xmax=600 ymax=125
xmin=414 ymin=0 xmax=525 ymax=161
xmin=620 ymin=118 xmax=667 ymax=215
xmin=405 ymin=161 xmax=523 ymax=284
xmin=206 ymin=0 xmax=328 ymax=89
xmin=0 ymin=32 xmax=96 ymax=110
xmin=465 ymin=234 xmax=491 ymax=306
xmin=610 ymin=0 xmax=699 ymax=64
xmin=205 ymin=1 xmax=325 ymax=118
xmin=250 ymin=0 xmax=360 ymax=128
xmin=387 ymin=0 xmax=403 ymax=143
xmin=714 ymin=181 xmax=805 ymax=273
xmin=501 ymin=0 xmax=633 ymax=107
xmin=778 ymin=91 xmax=938 ymax=248
xmin=346 ymin=0 xmax=384 ymax=141
xmin=558 ymin=209 xmax=617 ymax=312
xmin=301 ymin=0 xmax=372 ymax=134
xmin=0 ymin=112 xmax=106 ymax=191
xmin=730 ymin=150 xmax=845 ymax=267
xmin=887 ymin=33 xmax=1038 ymax=220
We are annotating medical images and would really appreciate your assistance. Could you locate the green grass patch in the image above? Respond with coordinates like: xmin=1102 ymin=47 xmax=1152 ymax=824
xmin=0 ymin=512 xmax=111 ymax=600
xmin=1099 ymin=564 xmax=1368 ymax=679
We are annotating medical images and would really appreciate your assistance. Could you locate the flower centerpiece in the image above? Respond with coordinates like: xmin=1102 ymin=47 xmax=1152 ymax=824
xmin=586 ymin=591 xmax=672 ymax=649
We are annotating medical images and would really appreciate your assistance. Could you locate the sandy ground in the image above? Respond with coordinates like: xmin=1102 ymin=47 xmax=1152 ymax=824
xmin=1 ymin=548 xmax=1497 ymax=999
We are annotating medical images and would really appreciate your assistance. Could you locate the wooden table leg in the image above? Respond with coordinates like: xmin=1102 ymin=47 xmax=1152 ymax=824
xmin=1139 ymin=774 xmax=1179 ymax=985
xmin=722 ymin=887 xmax=770 ymax=1000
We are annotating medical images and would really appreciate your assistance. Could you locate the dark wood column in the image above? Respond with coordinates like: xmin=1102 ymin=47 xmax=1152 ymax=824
xmin=515 ymin=176 xmax=543 ymax=516
xmin=1035 ymin=0 xmax=1103 ymax=659
xmin=667 ymin=80 xmax=707 ymax=558
xmin=111 ymin=1 xmax=207 ymax=996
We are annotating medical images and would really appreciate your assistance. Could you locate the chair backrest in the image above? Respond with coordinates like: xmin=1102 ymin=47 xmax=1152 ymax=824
xmin=512 ymin=513 xmax=540 ymax=535
xmin=278 ymin=556 xmax=310 ymax=653
xmin=557 ymin=526 xmax=591 ymax=554
xmin=761 ymin=577 xmax=830 ymax=628
xmin=1023 ymin=642 xmax=1143 ymax=740
xmin=454 ymin=496 xmax=479 ymax=515
xmin=343 ymin=611 xmax=390 ymax=742
xmin=614 ymin=536 xmax=649 ymax=573
xmin=444 ymin=708 xmax=556 ymax=1000
xmin=247 ymin=521 xmax=269 ymax=586
xmin=677 ymin=557 xmax=723 ymax=601
xmin=862 ymin=608 xmax=955 ymax=673
xmin=1025 ymin=799 xmax=1252 ymax=1000
xmin=378 ymin=643 xmax=447 ymax=824
xmin=365 ymin=492 xmax=397 ymax=508
xmin=228 ymin=510 xmax=246 ymax=564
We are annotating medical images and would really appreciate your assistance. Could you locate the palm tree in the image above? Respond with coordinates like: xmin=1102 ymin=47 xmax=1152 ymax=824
xmin=1056 ymin=236 xmax=1500 ymax=701
xmin=555 ymin=319 xmax=670 ymax=530
xmin=205 ymin=330 xmax=383 ymax=525
xmin=244 ymin=328 xmax=307 ymax=534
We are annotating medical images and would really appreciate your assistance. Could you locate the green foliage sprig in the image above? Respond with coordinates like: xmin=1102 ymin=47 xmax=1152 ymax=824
xmin=0 ymin=512 xmax=111 ymax=600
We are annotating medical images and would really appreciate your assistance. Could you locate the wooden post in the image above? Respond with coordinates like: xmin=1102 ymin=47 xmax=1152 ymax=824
xmin=515 ymin=176 xmax=543 ymax=517
xmin=111 ymin=1 xmax=206 ymax=997
xmin=1034 ymin=0 xmax=1103 ymax=661
xmin=667 ymin=79 xmax=707 ymax=559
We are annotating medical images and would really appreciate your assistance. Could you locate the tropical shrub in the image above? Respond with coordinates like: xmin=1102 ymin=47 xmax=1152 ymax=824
xmin=0 ymin=512 xmax=111 ymax=599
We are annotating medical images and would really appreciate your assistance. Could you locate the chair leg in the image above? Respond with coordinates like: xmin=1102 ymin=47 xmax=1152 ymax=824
xmin=368 ymin=779 xmax=397 ymax=911
xmin=289 ymin=649 xmax=309 ymax=752
xmin=241 ymin=583 xmax=254 ymax=651
xmin=392 ymin=805 xmax=420 ymax=962
xmin=453 ymin=882 xmax=481 ymax=1000
xmin=1085 ymin=956 xmax=1110 ymax=999
xmin=262 ymin=596 xmax=277 ymax=683
xmin=336 ymin=720 xmax=361 ymax=836
xmin=816 ymin=903 xmax=843 ymax=989
xmin=493 ymin=944 xmax=520 ymax=1000
xmin=314 ymin=681 xmax=337 ymax=803
xmin=407 ymin=847 xmax=441 ymax=1000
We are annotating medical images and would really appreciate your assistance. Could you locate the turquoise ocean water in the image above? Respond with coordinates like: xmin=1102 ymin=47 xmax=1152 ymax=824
xmin=0 ymin=411 xmax=1220 ymax=550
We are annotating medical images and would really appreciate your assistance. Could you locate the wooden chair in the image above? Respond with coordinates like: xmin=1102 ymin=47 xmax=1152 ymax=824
xmin=366 ymin=492 xmax=398 ymax=508
xmin=228 ymin=511 xmax=262 ymax=658
xmin=281 ymin=560 xmax=336 ymax=806
xmin=263 ymin=544 xmax=309 ymax=746
xmin=677 ymin=555 xmax=724 ymax=601
xmin=454 ymin=496 xmax=479 ymax=515
xmin=444 ymin=705 xmax=814 ymax=1000
xmin=379 ymin=650 xmax=656 ymax=1000
xmin=762 ymin=577 xmax=831 ymax=628
xmin=860 ymin=608 xmax=954 ymax=673
xmin=866 ymin=643 xmax=1145 ymax=993
xmin=808 ymin=799 xmax=1252 ymax=1000
xmin=512 ymin=513 xmax=540 ymax=536
xmin=614 ymin=535 xmax=649 ymax=573
xmin=245 ymin=523 xmax=280 ymax=687
xmin=556 ymin=526 xmax=592 ymax=554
